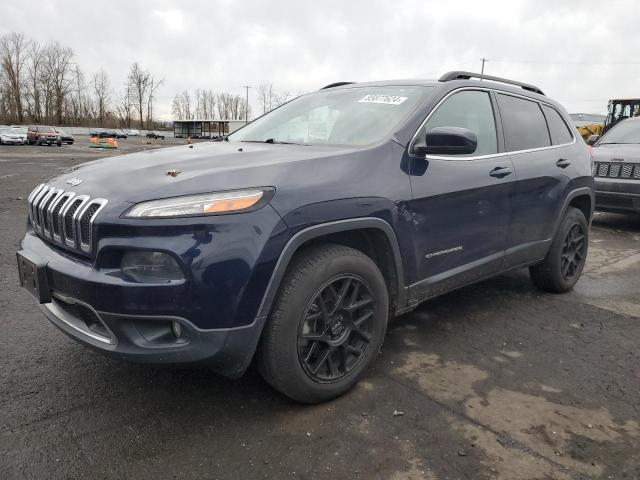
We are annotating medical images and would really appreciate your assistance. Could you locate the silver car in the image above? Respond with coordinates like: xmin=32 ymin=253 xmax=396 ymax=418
xmin=0 ymin=127 xmax=28 ymax=145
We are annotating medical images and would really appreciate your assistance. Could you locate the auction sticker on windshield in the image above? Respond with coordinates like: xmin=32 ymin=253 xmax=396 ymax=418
xmin=358 ymin=94 xmax=408 ymax=105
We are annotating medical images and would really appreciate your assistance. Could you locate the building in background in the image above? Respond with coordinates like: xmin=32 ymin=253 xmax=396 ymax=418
xmin=173 ymin=120 xmax=246 ymax=139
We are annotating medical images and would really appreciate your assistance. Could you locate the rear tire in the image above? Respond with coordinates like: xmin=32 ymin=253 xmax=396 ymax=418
xmin=258 ymin=244 xmax=389 ymax=403
xmin=530 ymin=207 xmax=588 ymax=293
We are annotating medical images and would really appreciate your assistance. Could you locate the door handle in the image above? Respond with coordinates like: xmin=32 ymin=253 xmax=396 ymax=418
xmin=489 ymin=166 xmax=512 ymax=178
xmin=556 ymin=158 xmax=571 ymax=168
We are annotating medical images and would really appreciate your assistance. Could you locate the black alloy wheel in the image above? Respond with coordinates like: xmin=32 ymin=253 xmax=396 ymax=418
xmin=298 ymin=275 xmax=375 ymax=382
xmin=560 ymin=223 xmax=586 ymax=282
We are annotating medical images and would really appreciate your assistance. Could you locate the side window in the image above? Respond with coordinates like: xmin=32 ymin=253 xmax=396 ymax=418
xmin=497 ymin=93 xmax=551 ymax=151
xmin=424 ymin=90 xmax=497 ymax=156
xmin=542 ymin=105 xmax=573 ymax=145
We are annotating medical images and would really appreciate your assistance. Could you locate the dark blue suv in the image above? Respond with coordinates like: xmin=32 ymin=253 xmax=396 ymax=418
xmin=17 ymin=72 xmax=594 ymax=403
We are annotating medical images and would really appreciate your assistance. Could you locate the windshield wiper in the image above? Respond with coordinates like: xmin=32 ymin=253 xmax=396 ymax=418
xmin=264 ymin=138 xmax=302 ymax=144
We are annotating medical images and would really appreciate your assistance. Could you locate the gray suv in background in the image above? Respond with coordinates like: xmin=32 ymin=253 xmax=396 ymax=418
xmin=590 ymin=117 xmax=640 ymax=214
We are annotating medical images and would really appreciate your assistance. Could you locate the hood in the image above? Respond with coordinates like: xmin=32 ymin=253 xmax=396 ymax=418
xmin=47 ymin=141 xmax=358 ymax=204
xmin=592 ymin=143 xmax=640 ymax=163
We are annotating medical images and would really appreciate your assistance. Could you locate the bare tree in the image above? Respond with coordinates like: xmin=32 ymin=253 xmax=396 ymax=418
xmin=116 ymin=85 xmax=133 ymax=128
xmin=146 ymin=76 xmax=163 ymax=127
xmin=0 ymin=32 xmax=28 ymax=123
xmin=92 ymin=67 xmax=110 ymax=125
xmin=171 ymin=90 xmax=193 ymax=120
xmin=128 ymin=62 xmax=150 ymax=128
xmin=41 ymin=41 xmax=74 ymax=125
xmin=256 ymin=82 xmax=273 ymax=114
xmin=274 ymin=90 xmax=292 ymax=107
xmin=239 ymin=98 xmax=251 ymax=121
xmin=24 ymin=41 xmax=45 ymax=122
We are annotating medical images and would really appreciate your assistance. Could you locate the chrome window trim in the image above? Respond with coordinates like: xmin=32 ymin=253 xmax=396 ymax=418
xmin=408 ymin=86 xmax=577 ymax=161
xmin=42 ymin=188 xmax=64 ymax=237
xmin=77 ymin=199 xmax=108 ymax=253
xmin=62 ymin=195 xmax=89 ymax=248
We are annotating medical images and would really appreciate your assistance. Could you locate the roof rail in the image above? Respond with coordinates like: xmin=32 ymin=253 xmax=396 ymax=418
xmin=321 ymin=82 xmax=355 ymax=90
xmin=439 ymin=71 xmax=545 ymax=96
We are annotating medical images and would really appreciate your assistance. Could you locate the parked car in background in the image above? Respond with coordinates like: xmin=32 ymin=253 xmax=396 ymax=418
xmin=146 ymin=131 xmax=165 ymax=139
xmin=590 ymin=116 xmax=640 ymax=214
xmin=91 ymin=130 xmax=127 ymax=139
xmin=0 ymin=127 xmax=28 ymax=145
xmin=125 ymin=129 xmax=140 ymax=136
xmin=54 ymin=128 xmax=74 ymax=145
xmin=27 ymin=125 xmax=61 ymax=146
xmin=17 ymin=72 xmax=594 ymax=403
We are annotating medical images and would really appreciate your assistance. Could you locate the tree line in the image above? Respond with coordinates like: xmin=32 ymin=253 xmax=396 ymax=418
xmin=171 ymin=89 xmax=251 ymax=121
xmin=171 ymin=82 xmax=294 ymax=121
xmin=1 ymin=31 xmax=299 ymax=128
xmin=0 ymin=32 xmax=162 ymax=129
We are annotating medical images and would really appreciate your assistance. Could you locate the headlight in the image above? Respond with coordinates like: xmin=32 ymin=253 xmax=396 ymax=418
xmin=124 ymin=189 xmax=268 ymax=218
xmin=121 ymin=251 xmax=184 ymax=283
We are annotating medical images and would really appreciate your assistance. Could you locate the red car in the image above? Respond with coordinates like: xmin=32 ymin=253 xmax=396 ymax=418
xmin=27 ymin=125 xmax=62 ymax=146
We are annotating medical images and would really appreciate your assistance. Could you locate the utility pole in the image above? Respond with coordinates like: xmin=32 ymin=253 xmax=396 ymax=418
xmin=242 ymin=85 xmax=251 ymax=124
xmin=480 ymin=58 xmax=488 ymax=77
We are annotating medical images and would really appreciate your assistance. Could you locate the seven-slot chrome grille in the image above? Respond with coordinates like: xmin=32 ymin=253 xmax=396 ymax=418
xmin=27 ymin=184 xmax=107 ymax=255
xmin=593 ymin=161 xmax=640 ymax=179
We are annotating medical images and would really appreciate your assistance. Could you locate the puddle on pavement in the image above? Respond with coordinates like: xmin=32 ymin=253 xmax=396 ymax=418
xmin=393 ymin=352 xmax=640 ymax=479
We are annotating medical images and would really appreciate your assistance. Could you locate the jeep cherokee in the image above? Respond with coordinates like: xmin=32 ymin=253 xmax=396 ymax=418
xmin=590 ymin=116 xmax=640 ymax=214
xmin=17 ymin=71 xmax=594 ymax=403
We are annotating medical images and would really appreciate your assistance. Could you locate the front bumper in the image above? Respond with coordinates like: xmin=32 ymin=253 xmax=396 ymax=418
xmin=18 ymin=203 xmax=288 ymax=376
xmin=37 ymin=137 xmax=59 ymax=143
xmin=40 ymin=292 xmax=266 ymax=376
xmin=595 ymin=178 xmax=640 ymax=213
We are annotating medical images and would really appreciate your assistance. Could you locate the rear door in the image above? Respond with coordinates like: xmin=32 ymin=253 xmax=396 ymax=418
xmin=407 ymin=89 xmax=514 ymax=295
xmin=496 ymin=93 xmax=574 ymax=265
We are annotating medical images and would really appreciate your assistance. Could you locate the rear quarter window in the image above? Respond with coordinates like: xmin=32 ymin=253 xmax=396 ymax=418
xmin=542 ymin=105 xmax=574 ymax=145
xmin=497 ymin=93 xmax=551 ymax=152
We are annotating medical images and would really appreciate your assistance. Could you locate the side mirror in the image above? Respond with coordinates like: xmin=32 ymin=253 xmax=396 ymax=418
xmin=413 ymin=126 xmax=478 ymax=156
xmin=586 ymin=134 xmax=600 ymax=146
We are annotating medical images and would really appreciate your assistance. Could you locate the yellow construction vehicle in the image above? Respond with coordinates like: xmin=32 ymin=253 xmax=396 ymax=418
xmin=603 ymin=98 xmax=640 ymax=133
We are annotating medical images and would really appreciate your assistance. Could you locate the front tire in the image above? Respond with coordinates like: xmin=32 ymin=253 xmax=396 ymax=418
xmin=530 ymin=207 xmax=588 ymax=293
xmin=258 ymin=244 xmax=389 ymax=403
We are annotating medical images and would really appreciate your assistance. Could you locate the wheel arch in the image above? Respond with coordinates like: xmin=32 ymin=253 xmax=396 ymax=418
xmin=552 ymin=187 xmax=594 ymax=238
xmin=256 ymin=218 xmax=407 ymax=320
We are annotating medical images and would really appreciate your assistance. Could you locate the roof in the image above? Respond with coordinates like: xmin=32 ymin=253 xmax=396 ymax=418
xmin=323 ymin=72 xmax=549 ymax=102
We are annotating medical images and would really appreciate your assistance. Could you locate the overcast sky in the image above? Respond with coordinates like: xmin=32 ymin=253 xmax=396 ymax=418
xmin=3 ymin=0 xmax=639 ymax=120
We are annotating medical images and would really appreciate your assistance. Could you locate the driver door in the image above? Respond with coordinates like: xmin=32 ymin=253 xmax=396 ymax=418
xmin=406 ymin=89 xmax=514 ymax=297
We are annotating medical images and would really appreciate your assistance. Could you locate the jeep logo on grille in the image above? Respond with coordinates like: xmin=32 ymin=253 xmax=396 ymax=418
xmin=66 ymin=177 xmax=83 ymax=186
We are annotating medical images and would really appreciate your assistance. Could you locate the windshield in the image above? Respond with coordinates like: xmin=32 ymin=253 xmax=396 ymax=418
xmin=229 ymin=86 xmax=431 ymax=147
xmin=599 ymin=120 xmax=640 ymax=144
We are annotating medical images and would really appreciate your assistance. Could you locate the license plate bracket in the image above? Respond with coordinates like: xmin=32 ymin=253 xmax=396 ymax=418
xmin=16 ymin=250 xmax=51 ymax=304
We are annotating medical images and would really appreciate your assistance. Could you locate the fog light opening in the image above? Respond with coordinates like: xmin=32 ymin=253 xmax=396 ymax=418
xmin=172 ymin=320 xmax=182 ymax=339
